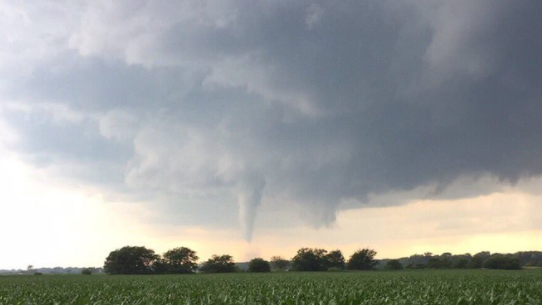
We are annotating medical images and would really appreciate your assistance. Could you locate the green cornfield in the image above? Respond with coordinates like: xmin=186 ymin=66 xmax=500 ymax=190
xmin=1 ymin=270 xmax=542 ymax=304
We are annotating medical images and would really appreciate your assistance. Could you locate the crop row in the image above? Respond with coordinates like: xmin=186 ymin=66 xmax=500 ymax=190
xmin=0 ymin=270 xmax=541 ymax=304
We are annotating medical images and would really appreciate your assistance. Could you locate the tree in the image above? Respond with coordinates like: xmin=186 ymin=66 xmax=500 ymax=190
xmin=427 ymin=257 xmax=444 ymax=269
xmin=440 ymin=253 xmax=452 ymax=268
xmin=162 ymin=247 xmax=199 ymax=274
xmin=452 ymin=257 xmax=470 ymax=269
xmin=347 ymin=248 xmax=378 ymax=270
xmin=199 ymin=255 xmax=236 ymax=273
xmin=451 ymin=254 xmax=472 ymax=269
xmin=151 ymin=259 xmax=169 ymax=274
xmin=468 ymin=251 xmax=491 ymax=268
xmin=104 ymin=246 xmax=160 ymax=275
xmin=270 ymin=256 xmax=290 ymax=271
xmin=325 ymin=250 xmax=346 ymax=270
xmin=385 ymin=259 xmax=403 ymax=270
xmin=483 ymin=254 xmax=521 ymax=270
xmin=427 ymin=254 xmax=452 ymax=269
xmin=81 ymin=268 xmax=92 ymax=275
xmin=291 ymin=248 xmax=328 ymax=271
xmin=405 ymin=254 xmax=431 ymax=268
xmin=515 ymin=251 xmax=542 ymax=267
xmin=248 ymin=258 xmax=271 ymax=272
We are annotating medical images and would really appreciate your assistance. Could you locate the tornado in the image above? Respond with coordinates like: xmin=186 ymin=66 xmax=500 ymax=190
xmin=236 ymin=175 xmax=265 ymax=242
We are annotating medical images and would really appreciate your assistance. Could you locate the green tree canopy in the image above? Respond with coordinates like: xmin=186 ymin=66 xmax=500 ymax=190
xmin=483 ymin=254 xmax=521 ymax=270
xmin=385 ymin=259 xmax=403 ymax=270
xmin=347 ymin=248 xmax=378 ymax=271
xmin=162 ymin=247 xmax=199 ymax=274
xmin=427 ymin=255 xmax=452 ymax=269
xmin=291 ymin=248 xmax=328 ymax=271
xmin=451 ymin=254 xmax=472 ymax=269
xmin=199 ymin=255 xmax=236 ymax=273
xmin=270 ymin=256 xmax=290 ymax=271
xmin=468 ymin=251 xmax=491 ymax=268
xmin=104 ymin=246 xmax=160 ymax=275
xmin=325 ymin=250 xmax=346 ymax=270
xmin=248 ymin=258 xmax=271 ymax=272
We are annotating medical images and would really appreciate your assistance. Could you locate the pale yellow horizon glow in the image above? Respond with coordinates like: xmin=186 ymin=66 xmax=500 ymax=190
xmin=1 ymin=147 xmax=541 ymax=270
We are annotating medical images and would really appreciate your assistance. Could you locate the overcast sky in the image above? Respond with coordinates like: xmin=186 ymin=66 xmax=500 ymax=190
xmin=1 ymin=0 xmax=542 ymax=269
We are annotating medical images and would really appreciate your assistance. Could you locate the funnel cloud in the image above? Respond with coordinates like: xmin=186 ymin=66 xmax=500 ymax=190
xmin=237 ymin=176 xmax=265 ymax=242
xmin=1 ymin=0 xmax=542 ymax=240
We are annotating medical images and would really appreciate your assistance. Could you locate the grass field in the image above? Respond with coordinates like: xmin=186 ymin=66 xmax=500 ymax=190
xmin=1 ymin=270 xmax=542 ymax=304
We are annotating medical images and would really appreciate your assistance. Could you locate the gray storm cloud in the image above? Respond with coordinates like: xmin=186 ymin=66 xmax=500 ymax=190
xmin=1 ymin=0 xmax=542 ymax=240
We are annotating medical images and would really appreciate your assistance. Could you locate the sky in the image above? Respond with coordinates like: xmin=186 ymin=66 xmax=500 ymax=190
xmin=1 ymin=0 xmax=542 ymax=269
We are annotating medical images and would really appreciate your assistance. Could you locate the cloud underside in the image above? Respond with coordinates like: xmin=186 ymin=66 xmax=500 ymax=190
xmin=1 ymin=0 xmax=542 ymax=240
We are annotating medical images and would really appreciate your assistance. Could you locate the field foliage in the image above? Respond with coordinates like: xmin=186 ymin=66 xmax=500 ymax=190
xmin=1 ymin=270 xmax=541 ymax=304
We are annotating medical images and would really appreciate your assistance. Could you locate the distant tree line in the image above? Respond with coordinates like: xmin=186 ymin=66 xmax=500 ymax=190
xmin=103 ymin=246 xmax=378 ymax=274
xmin=103 ymin=246 xmax=542 ymax=275
xmin=0 ymin=266 xmax=104 ymax=275
xmin=378 ymin=251 xmax=542 ymax=270
xmin=104 ymin=246 xmax=200 ymax=275
xmin=289 ymin=248 xmax=378 ymax=271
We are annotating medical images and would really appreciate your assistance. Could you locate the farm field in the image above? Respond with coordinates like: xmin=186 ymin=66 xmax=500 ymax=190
xmin=1 ymin=270 xmax=542 ymax=305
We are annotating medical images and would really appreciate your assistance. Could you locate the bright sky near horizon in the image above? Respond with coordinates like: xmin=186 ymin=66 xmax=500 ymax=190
xmin=2 ymin=146 xmax=542 ymax=269
xmin=1 ymin=0 xmax=542 ymax=269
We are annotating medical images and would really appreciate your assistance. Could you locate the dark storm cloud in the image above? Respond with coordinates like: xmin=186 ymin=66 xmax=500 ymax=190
xmin=2 ymin=0 xmax=542 ymax=239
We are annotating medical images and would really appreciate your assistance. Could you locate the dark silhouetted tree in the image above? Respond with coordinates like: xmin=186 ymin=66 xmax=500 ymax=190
xmin=405 ymin=254 xmax=430 ymax=269
xmin=291 ymin=248 xmax=328 ymax=271
xmin=248 ymin=258 xmax=271 ymax=272
xmin=270 ymin=256 xmax=290 ymax=271
xmin=151 ymin=259 xmax=168 ymax=274
xmin=347 ymin=248 xmax=378 ymax=270
xmin=104 ymin=246 xmax=160 ymax=274
xmin=468 ymin=251 xmax=491 ymax=268
xmin=515 ymin=251 xmax=542 ymax=267
xmin=163 ymin=247 xmax=199 ymax=274
xmin=427 ymin=254 xmax=452 ymax=269
xmin=199 ymin=255 xmax=236 ymax=273
xmin=483 ymin=254 xmax=521 ymax=270
xmin=452 ymin=254 xmax=472 ymax=269
xmin=325 ymin=250 xmax=346 ymax=270
xmin=385 ymin=259 xmax=403 ymax=270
